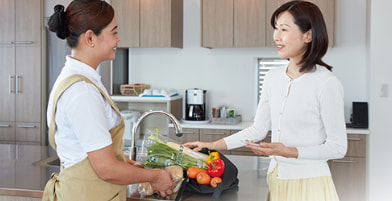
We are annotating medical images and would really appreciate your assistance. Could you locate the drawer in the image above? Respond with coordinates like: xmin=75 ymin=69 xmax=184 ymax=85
xmin=200 ymin=129 xmax=230 ymax=142
xmin=230 ymin=130 xmax=271 ymax=154
xmin=15 ymin=122 xmax=41 ymax=144
xmin=169 ymin=128 xmax=199 ymax=144
xmin=0 ymin=122 xmax=15 ymax=142
xmin=346 ymin=134 xmax=367 ymax=157
xmin=200 ymin=129 xmax=230 ymax=155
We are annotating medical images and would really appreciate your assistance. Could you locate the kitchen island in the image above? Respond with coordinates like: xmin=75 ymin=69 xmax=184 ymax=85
xmin=0 ymin=144 xmax=269 ymax=201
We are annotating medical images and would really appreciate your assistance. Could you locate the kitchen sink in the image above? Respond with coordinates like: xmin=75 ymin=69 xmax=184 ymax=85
xmin=33 ymin=156 xmax=60 ymax=167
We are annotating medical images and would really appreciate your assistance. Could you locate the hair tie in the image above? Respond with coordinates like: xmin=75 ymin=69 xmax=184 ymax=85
xmin=51 ymin=4 xmax=69 ymax=39
xmin=54 ymin=4 xmax=65 ymax=14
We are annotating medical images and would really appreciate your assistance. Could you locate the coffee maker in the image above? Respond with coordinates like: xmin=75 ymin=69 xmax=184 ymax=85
xmin=185 ymin=88 xmax=206 ymax=121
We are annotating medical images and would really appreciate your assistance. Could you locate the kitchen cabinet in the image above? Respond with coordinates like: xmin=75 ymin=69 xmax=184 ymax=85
xmin=230 ymin=130 xmax=271 ymax=156
xmin=169 ymin=127 xmax=230 ymax=155
xmin=201 ymin=0 xmax=335 ymax=48
xmin=200 ymin=129 xmax=230 ymax=155
xmin=111 ymin=0 xmax=183 ymax=48
xmin=0 ymin=0 xmax=43 ymax=144
xmin=110 ymin=0 xmax=139 ymax=48
xmin=201 ymin=0 xmax=266 ymax=48
xmin=170 ymin=128 xmax=200 ymax=144
xmin=265 ymin=0 xmax=335 ymax=47
xmin=328 ymin=134 xmax=367 ymax=201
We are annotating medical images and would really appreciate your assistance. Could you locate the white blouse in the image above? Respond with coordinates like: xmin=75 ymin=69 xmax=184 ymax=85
xmin=47 ymin=56 xmax=121 ymax=168
xmin=224 ymin=65 xmax=347 ymax=179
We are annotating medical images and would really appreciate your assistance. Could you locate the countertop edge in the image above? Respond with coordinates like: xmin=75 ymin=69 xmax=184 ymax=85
xmin=171 ymin=121 xmax=371 ymax=135
xmin=0 ymin=188 xmax=43 ymax=198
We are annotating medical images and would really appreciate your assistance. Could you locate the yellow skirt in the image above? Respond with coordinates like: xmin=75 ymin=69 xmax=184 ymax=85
xmin=266 ymin=166 xmax=339 ymax=201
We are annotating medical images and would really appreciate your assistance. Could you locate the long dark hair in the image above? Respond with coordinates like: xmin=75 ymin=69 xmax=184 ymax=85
xmin=271 ymin=1 xmax=332 ymax=72
xmin=48 ymin=0 xmax=114 ymax=48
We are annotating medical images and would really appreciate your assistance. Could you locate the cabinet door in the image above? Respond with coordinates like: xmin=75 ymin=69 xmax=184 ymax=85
xmin=200 ymin=129 xmax=230 ymax=155
xmin=265 ymin=0 xmax=335 ymax=47
xmin=0 ymin=46 xmax=16 ymax=122
xmin=346 ymin=134 xmax=366 ymax=157
xmin=234 ymin=0 xmax=266 ymax=47
xmin=201 ymin=0 xmax=234 ymax=48
xmin=15 ymin=0 xmax=41 ymax=45
xmin=170 ymin=128 xmax=199 ymax=144
xmin=329 ymin=157 xmax=366 ymax=201
xmin=15 ymin=46 xmax=41 ymax=122
xmin=0 ymin=0 xmax=15 ymax=43
xmin=140 ymin=0 xmax=183 ymax=48
xmin=111 ymin=0 xmax=139 ymax=48
xmin=0 ymin=122 xmax=15 ymax=142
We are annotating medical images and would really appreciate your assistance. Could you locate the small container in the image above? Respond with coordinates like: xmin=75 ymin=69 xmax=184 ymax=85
xmin=212 ymin=107 xmax=220 ymax=118
xmin=220 ymin=107 xmax=227 ymax=118
xmin=227 ymin=109 xmax=235 ymax=118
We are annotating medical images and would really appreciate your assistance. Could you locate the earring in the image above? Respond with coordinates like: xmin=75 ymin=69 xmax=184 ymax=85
xmin=91 ymin=44 xmax=95 ymax=47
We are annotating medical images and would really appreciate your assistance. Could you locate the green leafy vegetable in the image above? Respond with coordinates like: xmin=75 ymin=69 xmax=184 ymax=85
xmin=141 ymin=129 xmax=207 ymax=170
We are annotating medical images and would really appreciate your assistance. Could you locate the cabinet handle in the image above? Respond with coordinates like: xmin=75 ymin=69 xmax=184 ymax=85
xmin=348 ymin=137 xmax=361 ymax=141
xmin=9 ymin=75 xmax=15 ymax=93
xmin=0 ymin=41 xmax=14 ymax=45
xmin=0 ymin=124 xmax=11 ymax=127
xmin=17 ymin=125 xmax=36 ymax=128
xmin=9 ymin=145 xmax=13 ymax=160
xmin=15 ymin=75 xmax=21 ymax=94
xmin=15 ymin=41 xmax=34 ymax=44
xmin=331 ymin=160 xmax=357 ymax=164
xmin=204 ymin=133 xmax=225 ymax=135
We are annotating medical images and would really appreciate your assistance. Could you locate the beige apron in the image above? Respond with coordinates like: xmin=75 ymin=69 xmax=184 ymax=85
xmin=42 ymin=75 xmax=127 ymax=201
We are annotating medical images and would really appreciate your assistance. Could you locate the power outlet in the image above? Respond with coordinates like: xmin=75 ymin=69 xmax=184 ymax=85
xmin=380 ymin=84 xmax=389 ymax=97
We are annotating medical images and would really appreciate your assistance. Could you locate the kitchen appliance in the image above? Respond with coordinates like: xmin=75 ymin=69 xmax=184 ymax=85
xmin=120 ymin=110 xmax=141 ymax=147
xmin=351 ymin=102 xmax=368 ymax=128
xmin=185 ymin=88 xmax=207 ymax=121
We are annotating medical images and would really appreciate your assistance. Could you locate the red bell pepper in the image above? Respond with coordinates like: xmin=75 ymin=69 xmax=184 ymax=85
xmin=207 ymin=159 xmax=225 ymax=177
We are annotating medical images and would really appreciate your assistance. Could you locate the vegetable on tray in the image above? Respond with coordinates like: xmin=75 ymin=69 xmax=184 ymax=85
xmin=186 ymin=167 xmax=207 ymax=179
xmin=206 ymin=152 xmax=220 ymax=164
xmin=196 ymin=171 xmax=211 ymax=185
xmin=210 ymin=177 xmax=223 ymax=188
xmin=207 ymin=158 xmax=225 ymax=178
xmin=140 ymin=130 xmax=208 ymax=170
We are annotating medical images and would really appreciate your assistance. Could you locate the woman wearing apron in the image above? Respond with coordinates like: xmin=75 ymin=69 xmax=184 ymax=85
xmin=43 ymin=1 xmax=175 ymax=200
xmin=184 ymin=1 xmax=347 ymax=201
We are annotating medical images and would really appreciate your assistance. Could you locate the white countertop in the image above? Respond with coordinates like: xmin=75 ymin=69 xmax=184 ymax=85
xmin=172 ymin=121 xmax=370 ymax=134
xmin=111 ymin=95 xmax=182 ymax=103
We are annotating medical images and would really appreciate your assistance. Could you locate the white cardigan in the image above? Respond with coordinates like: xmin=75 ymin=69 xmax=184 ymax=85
xmin=224 ymin=65 xmax=347 ymax=179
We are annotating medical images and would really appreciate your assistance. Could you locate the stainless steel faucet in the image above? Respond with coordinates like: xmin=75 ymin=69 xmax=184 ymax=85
xmin=130 ymin=110 xmax=182 ymax=160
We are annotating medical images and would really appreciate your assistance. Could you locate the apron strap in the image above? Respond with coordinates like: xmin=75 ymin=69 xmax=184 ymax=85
xmin=48 ymin=74 xmax=121 ymax=150
xmin=42 ymin=173 xmax=59 ymax=201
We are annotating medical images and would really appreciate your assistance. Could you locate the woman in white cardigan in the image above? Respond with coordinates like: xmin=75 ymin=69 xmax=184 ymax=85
xmin=184 ymin=1 xmax=347 ymax=200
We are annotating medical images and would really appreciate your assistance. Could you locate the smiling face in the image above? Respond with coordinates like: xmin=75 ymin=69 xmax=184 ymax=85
xmin=94 ymin=16 xmax=120 ymax=62
xmin=273 ymin=11 xmax=312 ymax=63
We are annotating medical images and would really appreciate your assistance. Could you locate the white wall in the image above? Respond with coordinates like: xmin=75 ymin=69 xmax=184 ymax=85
xmin=127 ymin=0 xmax=368 ymax=122
xmin=369 ymin=0 xmax=392 ymax=200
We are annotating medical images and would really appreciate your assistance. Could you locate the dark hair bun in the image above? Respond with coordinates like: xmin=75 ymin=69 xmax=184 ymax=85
xmin=48 ymin=5 xmax=69 ymax=39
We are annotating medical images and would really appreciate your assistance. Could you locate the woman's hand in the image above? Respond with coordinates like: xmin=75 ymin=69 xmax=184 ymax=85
xmin=149 ymin=169 xmax=177 ymax=197
xmin=183 ymin=139 xmax=228 ymax=152
xmin=246 ymin=142 xmax=298 ymax=158
xmin=183 ymin=141 xmax=212 ymax=152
